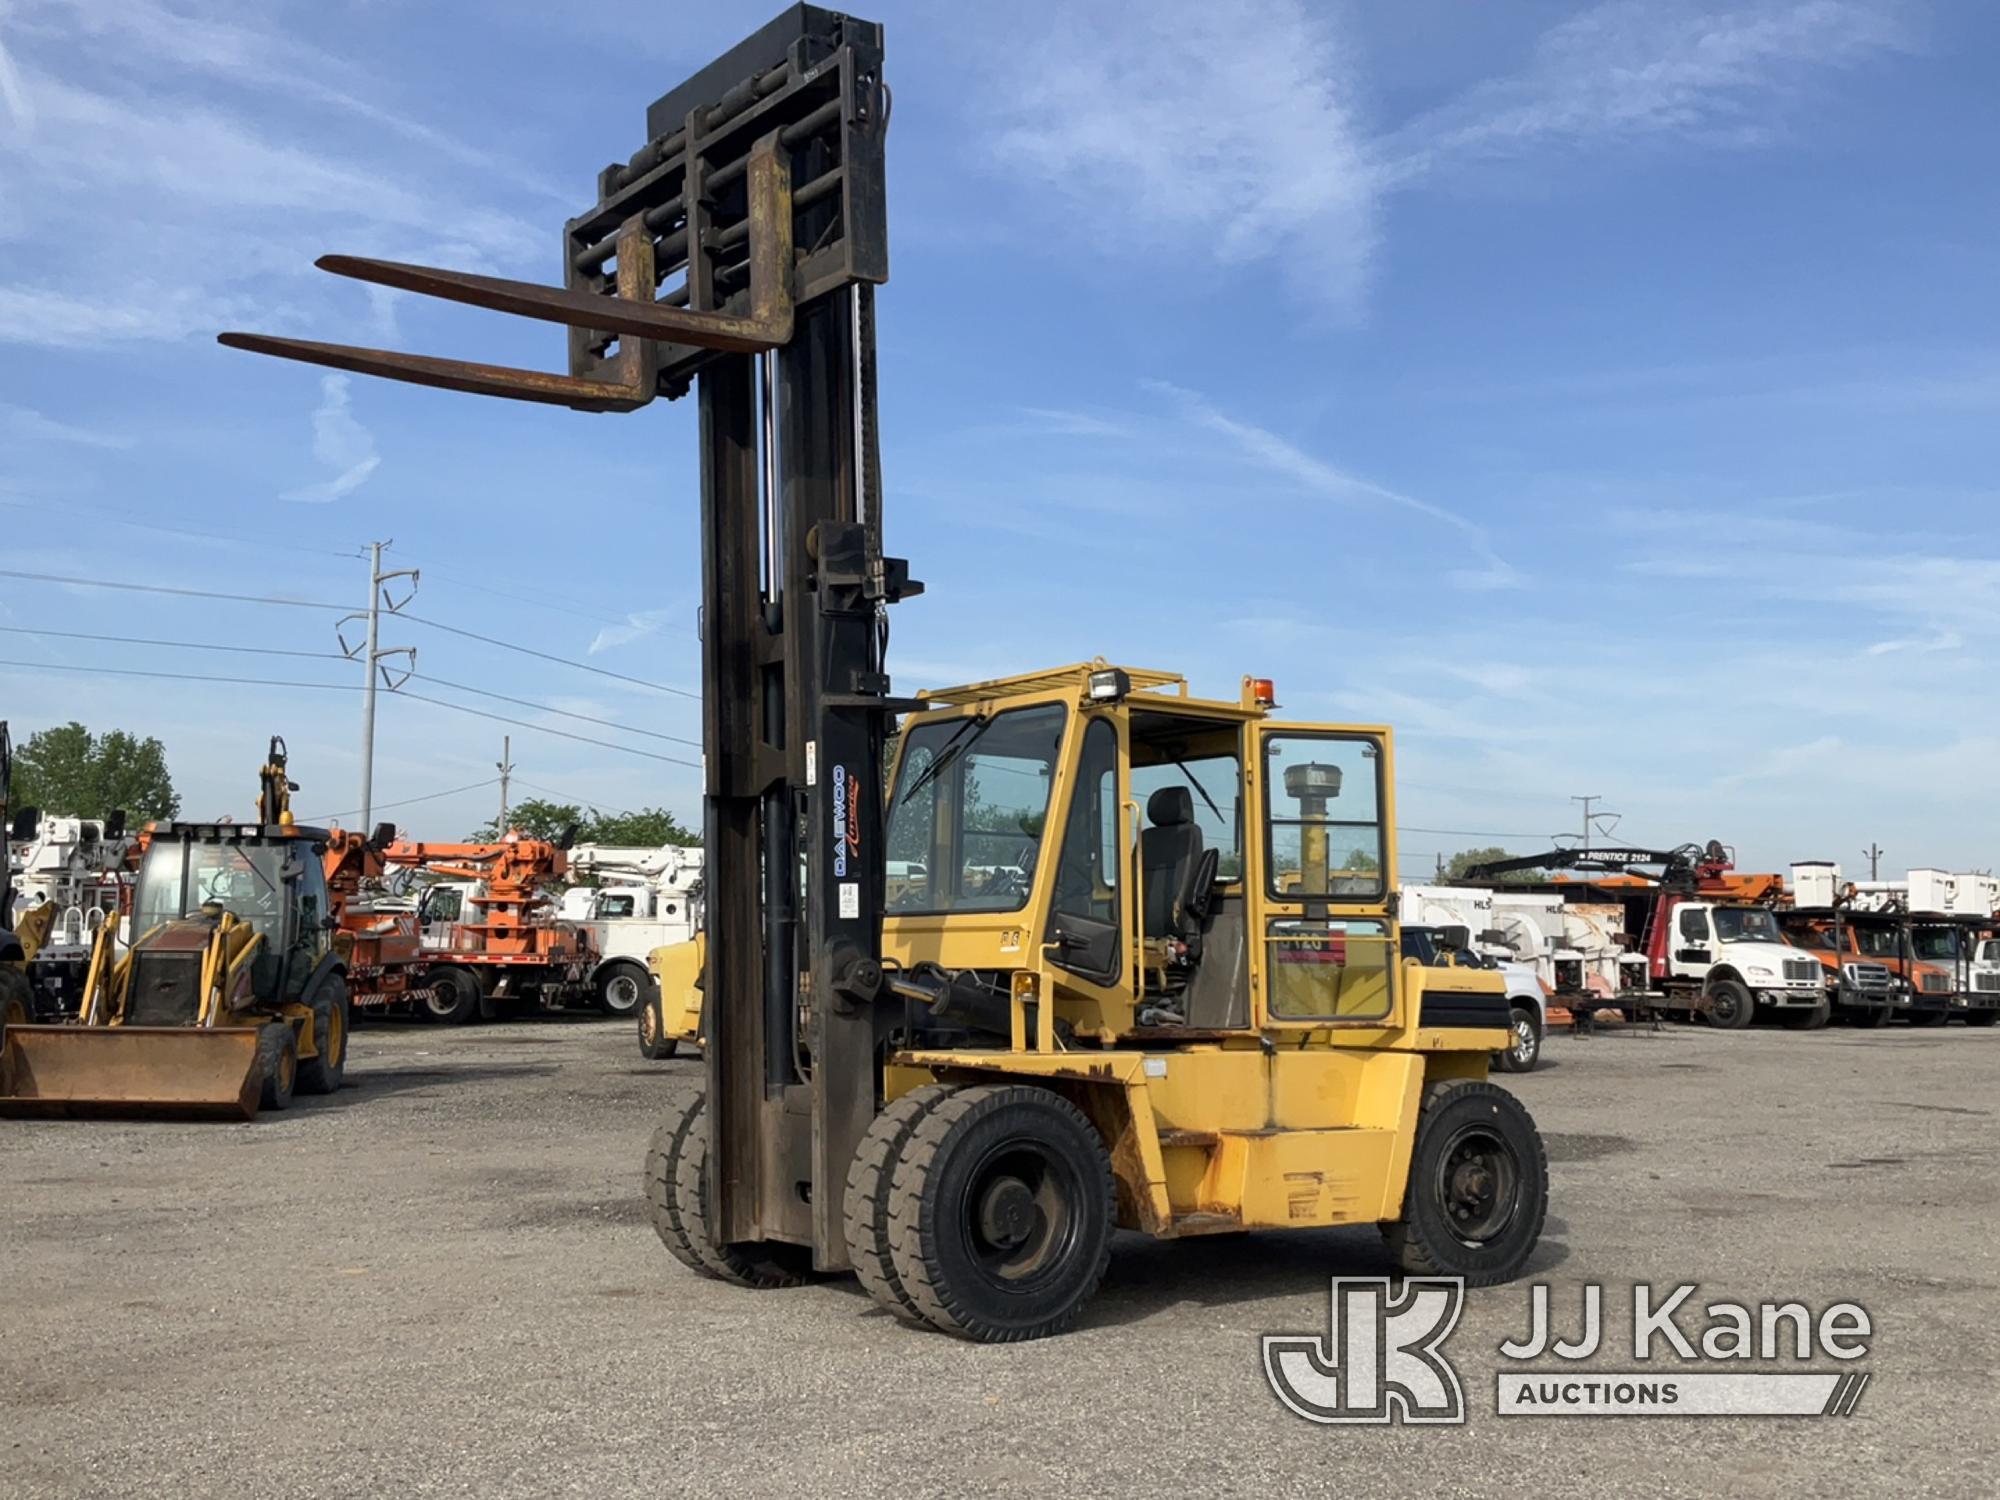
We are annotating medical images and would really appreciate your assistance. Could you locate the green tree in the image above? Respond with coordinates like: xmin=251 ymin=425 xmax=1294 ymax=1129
xmin=468 ymin=797 xmax=585 ymax=844
xmin=1341 ymin=848 xmax=1381 ymax=873
xmin=467 ymin=798 xmax=698 ymax=848
xmin=13 ymin=721 xmax=179 ymax=821
xmin=1441 ymin=846 xmax=1540 ymax=884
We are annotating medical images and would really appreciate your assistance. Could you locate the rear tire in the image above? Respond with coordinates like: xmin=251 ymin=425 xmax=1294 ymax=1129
xmin=637 ymin=994 xmax=679 ymax=1060
xmin=886 ymin=1085 xmax=1115 ymax=1343
xmin=296 ymin=982 xmax=350 ymax=1094
xmin=1383 ymin=1079 xmax=1547 ymax=1286
xmin=596 ymin=962 xmax=648 ymax=1018
xmin=1964 ymin=1010 xmax=1999 ymax=1028
xmin=844 ymin=1085 xmax=961 ymax=1325
xmin=422 ymin=967 xmax=481 ymax=1026
xmin=1781 ymin=998 xmax=1831 ymax=1031
xmin=1705 ymin=978 xmax=1755 ymax=1030
xmin=257 ymin=1024 xmax=297 ymax=1113
xmin=646 ymin=1094 xmax=814 ymax=1288
xmin=1493 ymin=1007 xmax=1541 ymax=1073
xmin=0 ymin=966 xmax=31 ymax=1046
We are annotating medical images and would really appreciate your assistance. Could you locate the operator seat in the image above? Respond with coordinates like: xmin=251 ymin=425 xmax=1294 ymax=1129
xmin=1141 ymin=787 xmax=1207 ymax=941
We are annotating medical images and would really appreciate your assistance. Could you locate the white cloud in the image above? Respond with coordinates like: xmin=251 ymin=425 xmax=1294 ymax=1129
xmin=0 ymin=3 xmax=547 ymax=353
xmin=0 ymin=400 xmax=133 ymax=448
xmin=0 ymin=28 xmax=31 ymax=130
xmin=1146 ymin=379 xmax=1523 ymax=588
xmin=589 ymin=609 xmax=673 ymax=655
xmin=1378 ymin=0 xmax=1914 ymax=185
xmin=282 ymin=374 xmax=379 ymax=503
xmin=977 ymin=0 xmax=1912 ymax=314
xmin=982 ymin=0 xmax=1379 ymax=318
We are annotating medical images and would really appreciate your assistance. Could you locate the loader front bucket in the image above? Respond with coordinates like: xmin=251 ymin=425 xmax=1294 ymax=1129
xmin=0 ymin=1025 xmax=268 ymax=1120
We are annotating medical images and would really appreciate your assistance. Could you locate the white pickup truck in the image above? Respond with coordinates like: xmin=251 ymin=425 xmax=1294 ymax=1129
xmin=1401 ymin=923 xmax=1547 ymax=1073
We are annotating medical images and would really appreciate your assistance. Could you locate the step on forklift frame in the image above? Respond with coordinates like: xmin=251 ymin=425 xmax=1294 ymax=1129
xmin=223 ymin=5 xmax=910 ymax=1261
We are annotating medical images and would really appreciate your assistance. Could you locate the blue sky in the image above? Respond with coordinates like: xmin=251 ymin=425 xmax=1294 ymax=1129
xmin=1 ymin=0 xmax=1996 ymax=881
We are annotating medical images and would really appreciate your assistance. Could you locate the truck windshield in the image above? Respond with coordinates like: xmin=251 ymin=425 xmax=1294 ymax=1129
xmin=885 ymin=703 xmax=1066 ymax=915
xmin=1912 ymin=929 xmax=1960 ymax=961
xmin=132 ymin=839 xmax=291 ymax=945
xmin=1713 ymin=907 xmax=1785 ymax=944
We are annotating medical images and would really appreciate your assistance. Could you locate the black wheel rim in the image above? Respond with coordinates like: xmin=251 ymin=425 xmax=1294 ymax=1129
xmin=1713 ymin=991 xmax=1741 ymax=1023
xmin=1433 ymin=1122 xmax=1520 ymax=1247
xmin=957 ymin=1137 xmax=1083 ymax=1293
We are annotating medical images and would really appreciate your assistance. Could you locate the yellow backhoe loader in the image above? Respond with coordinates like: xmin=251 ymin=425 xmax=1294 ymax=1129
xmin=0 ymin=739 xmax=352 ymax=1120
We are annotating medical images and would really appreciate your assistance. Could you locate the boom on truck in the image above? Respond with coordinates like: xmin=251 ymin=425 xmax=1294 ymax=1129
xmin=1465 ymin=840 xmax=1826 ymax=1029
xmin=383 ymin=836 xmax=593 ymax=1024
xmin=223 ymin=5 xmax=1550 ymax=1340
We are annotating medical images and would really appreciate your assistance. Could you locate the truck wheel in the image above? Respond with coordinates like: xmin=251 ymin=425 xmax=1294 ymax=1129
xmin=1964 ymin=1011 xmax=1999 ymax=1028
xmin=886 ymin=1085 xmax=1115 ymax=1343
xmin=1704 ymin=979 xmax=1754 ymax=1030
xmin=596 ymin=962 xmax=648 ymax=1018
xmin=296 ymin=982 xmax=351 ymax=1094
xmin=1383 ymin=1080 xmax=1547 ymax=1286
xmin=257 ymin=1023 xmax=297 ymax=1113
xmin=1851 ymin=1003 xmax=1889 ymax=1029
xmin=844 ymin=1085 xmax=961 ymax=1326
xmin=1493 ymin=1007 xmax=1541 ymax=1073
xmin=1781 ymin=998 xmax=1831 ymax=1031
xmin=422 ymin=967 xmax=480 ymax=1026
xmin=646 ymin=1094 xmax=814 ymax=1288
xmin=1908 ymin=1009 xmax=1948 ymax=1028
xmin=637 ymin=995 xmax=679 ymax=1060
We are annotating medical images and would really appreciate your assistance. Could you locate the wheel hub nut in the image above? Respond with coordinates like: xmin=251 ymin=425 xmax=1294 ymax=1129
xmin=978 ymin=1176 xmax=1036 ymax=1248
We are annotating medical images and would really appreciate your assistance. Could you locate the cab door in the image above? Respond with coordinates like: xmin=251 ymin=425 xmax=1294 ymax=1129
xmin=1247 ymin=723 xmax=1400 ymax=1031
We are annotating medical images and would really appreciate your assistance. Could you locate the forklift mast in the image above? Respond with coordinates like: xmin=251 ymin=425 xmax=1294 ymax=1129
xmin=220 ymin=6 xmax=913 ymax=1262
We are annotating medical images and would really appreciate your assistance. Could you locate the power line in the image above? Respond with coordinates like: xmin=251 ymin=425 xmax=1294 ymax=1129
xmin=512 ymin=779 xmax=643 ymax=818
xmin=1397 ymin=825 xmax=1550 ymax=840
xmin=0 ymin=496 xmax=362 ymax=560
xmin=0 ymin=658 xmax=361 ymax=692
xmin=409 ymin=672 xmax=702 ymax=747
xmin=0 ymin=569 xmax=346 ymax=611
xmin=0 ymin=624 xmax=346 ymax=661
xmin=397 ymin=690 xmax=702 ymax=768
xmin=412 ymin=562 xmax=686 ymax=633
xmin=306 ymin=777 xmax=503 ymax=825
xmin=399 ymin=612 xmax=698 ymax=699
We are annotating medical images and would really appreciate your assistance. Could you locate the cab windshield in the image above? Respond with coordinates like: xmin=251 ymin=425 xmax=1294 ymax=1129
xmin=885 ymin=703 xmax=1066 ymax=915
xmin=1912 ymin=929 xmax=1961 ymax=962
xmin=133 ymin=839 xmax=294 ymax=945
xmin=1713 ymin=907 xmax=1785 ymax=944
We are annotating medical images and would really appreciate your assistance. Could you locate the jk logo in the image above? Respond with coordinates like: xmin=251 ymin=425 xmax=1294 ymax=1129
xmin=1263 ymin=1278 xmax=1467 ymax=1425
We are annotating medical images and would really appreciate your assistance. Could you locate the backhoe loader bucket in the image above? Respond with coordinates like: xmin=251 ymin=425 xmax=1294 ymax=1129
xmin=0 ymin=1024 xmax=268 ymax=1120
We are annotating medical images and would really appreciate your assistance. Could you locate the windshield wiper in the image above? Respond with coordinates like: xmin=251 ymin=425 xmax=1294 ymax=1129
xmin=1169 ymin=756 xmax=1227 ymax=825
xmin=897 ymin=713 xmax=991 ymax=805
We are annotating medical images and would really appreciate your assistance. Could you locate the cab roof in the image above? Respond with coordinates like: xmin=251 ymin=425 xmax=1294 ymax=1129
xmin=916 ymin=661 xmax=1263 ymax=717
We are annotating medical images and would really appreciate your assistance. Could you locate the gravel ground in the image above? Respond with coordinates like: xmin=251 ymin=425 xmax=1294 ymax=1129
xmin=3 ymin=1016 xmax=1997 ymax=1498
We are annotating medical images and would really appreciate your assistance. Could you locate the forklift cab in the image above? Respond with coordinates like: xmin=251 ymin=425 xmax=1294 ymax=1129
xmin=880 ymin=664 xmax=1408 ymax=1046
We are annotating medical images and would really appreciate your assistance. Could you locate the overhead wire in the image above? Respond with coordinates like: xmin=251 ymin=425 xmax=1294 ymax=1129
xmin=0 ymin=496 xmax=363 ymax=560
xmin=396 ymin=690 xmax=702 ymax=769
xmin=305 ymin=777 xmax=503 ymax=825
xmin=396 ymin=612 xmax=698 ymax=698
xmin=0 ymin=624 xmax=347 ymax=661
xmin=408 ymin=672 xmax=702 ymax=747
xmin=0 ymin=569 xmax=346 ymax=611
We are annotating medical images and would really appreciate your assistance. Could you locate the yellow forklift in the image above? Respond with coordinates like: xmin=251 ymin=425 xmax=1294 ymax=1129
xmin=222 ymin=5 xmax=1546 ymax=1337
xmin=0 ymin=740 xmax=351 ymax=1119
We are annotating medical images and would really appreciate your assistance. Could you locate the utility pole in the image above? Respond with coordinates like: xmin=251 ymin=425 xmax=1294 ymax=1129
xmin=497 ymin=736 xmax=514 ymax=832
xmin=339 ymin=541 xmax=419 ymax=830
xmin=1572 ymin=794 xmax=1600 ymax=851
xmin=1864 ymin=842 xmax=1883 ymax=881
